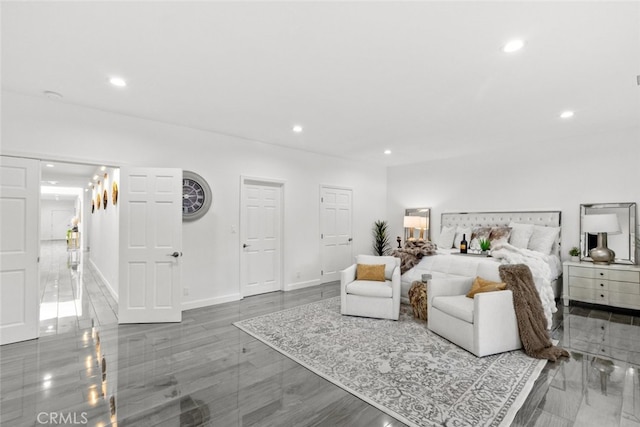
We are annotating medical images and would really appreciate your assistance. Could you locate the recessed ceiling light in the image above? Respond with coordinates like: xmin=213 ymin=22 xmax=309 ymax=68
xmin=43 ymin=91 xmax=63 ymax=100
xmin=292 ymin=125 xmax=303 ymax=133
xmin=45 ymin=163 xmax=55 ymax=168
xmin=100 ymin=166 xmax=106 ymax=171
xmin=93 ymin=175 xmax=99 ymax=180
xmin=502 ymin=39 xmax=525 ymax=53
xmin=384 ymin=150 xmax=392 ymax=155
xmin=109 ymin=77 xmax=127 ymax=87
xmin=560 ymin=111 xmax=575 ymax=119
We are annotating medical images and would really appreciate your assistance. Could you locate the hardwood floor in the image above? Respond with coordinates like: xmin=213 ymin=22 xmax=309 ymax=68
xmin=1 ymin=241 xmax=639 ymax=426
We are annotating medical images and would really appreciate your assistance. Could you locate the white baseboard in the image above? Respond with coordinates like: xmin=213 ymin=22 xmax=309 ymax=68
xmin=88 ymin=259 xmax=118 ymax=300
xmin=284 ymin=279 xmax=321 ymax=291
xmin=182 ymin=293 xmax=241 ymax=311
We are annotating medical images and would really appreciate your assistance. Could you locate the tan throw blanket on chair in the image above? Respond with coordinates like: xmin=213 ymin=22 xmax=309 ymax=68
xmin=499 ymin=264 xmax=569 ymax=362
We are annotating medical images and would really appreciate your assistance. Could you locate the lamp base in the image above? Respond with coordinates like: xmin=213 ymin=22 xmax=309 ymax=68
xmin=589 ymin=232 xmax=615 ymax=265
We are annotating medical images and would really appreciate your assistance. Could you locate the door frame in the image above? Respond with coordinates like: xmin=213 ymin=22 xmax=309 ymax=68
xmin=319 ymin=184 xmax=353 ymax=284
xmin=239 ymin=175 xmax=285 ymax=298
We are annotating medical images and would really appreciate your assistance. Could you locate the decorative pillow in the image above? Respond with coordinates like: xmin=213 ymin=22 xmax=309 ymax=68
xmin=454 ymin=226 xmax=472 ymax=249
xmin=356 ymin=264 xmax=386 ymax=282
xmin=528 ymin=225 xmax=560 ymax=255
xmin=356 ymin=254 xmax=397 ymax=279
xmin=437 ymin=226 xmax=456 ymax=249
xmin=466 ymin=276 xmax=507 ymax=298
xmin=508 ymin=222 xmax=535 ymax=249
xmin=469 ymin=227 xmax=491 ymax=250
xmin=489 ymin=227 xmax=512 ymax=247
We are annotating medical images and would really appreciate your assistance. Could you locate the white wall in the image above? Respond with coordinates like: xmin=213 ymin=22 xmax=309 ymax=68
xmin=88 ymin=167 xmax=120 ymax=298
xmin=2 ymin=92 xmax=387 ymax=309
xmin=40 ymin=199 xmax=75 ymax=241
xmin=387 ymin=127 xmax=640 ymax=261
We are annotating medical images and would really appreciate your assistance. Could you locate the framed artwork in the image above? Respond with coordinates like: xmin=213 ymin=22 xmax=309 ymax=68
xmin=103 ymin=190 xmax=108 ymax=209
xmin=96 ymin=193 xmax=101 ymax=210
xmin=112 ymin=181 xmax=118 ymax=205
xmin=91 ymin=200 xmax=95 ymax=213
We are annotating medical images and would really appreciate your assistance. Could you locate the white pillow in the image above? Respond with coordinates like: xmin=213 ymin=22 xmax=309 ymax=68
xmin=508 ymin=222 xmax=535 ymax=249
xmin=528 ymin=225 xmax=560 ymax=255
xmin=437 ymin=226 xmax=456 ymax=249
xmin=454 ymin=227 xmax=472 ymax=249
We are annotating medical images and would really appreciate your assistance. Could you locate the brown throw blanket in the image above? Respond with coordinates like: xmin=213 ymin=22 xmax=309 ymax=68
xmin=499 ymin=264 xmax=569 ymax=362
xmin=391 ymin=240 xmax=438 ymax=274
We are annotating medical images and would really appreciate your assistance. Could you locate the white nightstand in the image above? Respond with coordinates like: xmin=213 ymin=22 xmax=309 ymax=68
xmin=562 ymin=261 xmax=640 ymax=310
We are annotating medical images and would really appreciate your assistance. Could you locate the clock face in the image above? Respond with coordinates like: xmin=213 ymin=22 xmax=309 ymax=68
xmin=182 ymin=171 xmax=212 ymax=221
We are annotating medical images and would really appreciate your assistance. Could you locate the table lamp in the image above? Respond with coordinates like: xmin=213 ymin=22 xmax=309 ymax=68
xmin=582 ymin=213 xmax=621 ymax=264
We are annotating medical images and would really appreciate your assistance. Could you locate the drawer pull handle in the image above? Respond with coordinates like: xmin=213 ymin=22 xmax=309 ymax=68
xmin=600 ymin=272 xmax=604 ymax=276
xmin=600 ymin=283 xmax=604 ymax=287
xmin=600 ymin=294 xmax=604 ymax=298
xmin=601 ymin=326 xmax=605 ymax=330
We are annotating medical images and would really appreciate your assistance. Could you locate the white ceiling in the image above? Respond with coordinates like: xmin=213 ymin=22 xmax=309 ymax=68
xmin=2 ymin=1 xmax=639 ymax=171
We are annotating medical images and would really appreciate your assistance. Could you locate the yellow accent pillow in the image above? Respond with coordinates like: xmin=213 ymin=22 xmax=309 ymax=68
xmin=466 ymin=276 xmax=507 ymax=298
xmin=356 ymin=264 xmax=386 ymax=282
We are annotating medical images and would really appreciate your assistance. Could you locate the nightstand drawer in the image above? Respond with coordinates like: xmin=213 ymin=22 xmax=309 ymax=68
xmin=608 ymin=292 xmax=640 ymax=308
xmin=569 ymin=276 xmax=608 ymax=290
xmin=569 ymin=286 xmax=609 ymax=304
xmin=608 ymin=270 xmax=640 ymax=283
xmin=610 ymin=280 xmax=640 ymax=295
xmin=569 ymin=266 xmax=609 ymax=280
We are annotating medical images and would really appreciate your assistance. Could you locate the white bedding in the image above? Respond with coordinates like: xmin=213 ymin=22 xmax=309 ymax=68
xmin=401 ymin=247 xmax=561 ymax=329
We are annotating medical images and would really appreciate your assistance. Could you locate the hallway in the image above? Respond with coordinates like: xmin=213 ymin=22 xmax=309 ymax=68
xmin=39 ymin=240 xmax=118 ymax=336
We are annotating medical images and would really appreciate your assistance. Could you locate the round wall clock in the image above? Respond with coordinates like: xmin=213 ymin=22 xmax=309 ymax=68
xmin=182 ymin=170 xmax=212 ymax=221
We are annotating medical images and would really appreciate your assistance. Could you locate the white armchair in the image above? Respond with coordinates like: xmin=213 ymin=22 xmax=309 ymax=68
xmin=427 ymin=277 xmax=522 ymax=357
xmin=341 ymin=255 xmax=401 ymax=320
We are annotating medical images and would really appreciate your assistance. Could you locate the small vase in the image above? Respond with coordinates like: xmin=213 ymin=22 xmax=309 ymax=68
xmin=571 ymin=256 xmax=579 ymax=262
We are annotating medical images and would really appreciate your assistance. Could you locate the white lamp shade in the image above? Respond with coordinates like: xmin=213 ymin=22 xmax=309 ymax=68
xmin=582 ymin=213 xmax=621 ymax=234
xmin=403 ymin=216 xmax=422 ymax=228
xmin=419 ymin=217 xmax=428 ymax=229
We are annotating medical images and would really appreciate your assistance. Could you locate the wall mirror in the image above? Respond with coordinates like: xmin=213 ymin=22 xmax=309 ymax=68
xmin=404 ymin=208 xmax=430 ymax=241
xmin=580 ymin=202 xmax=637 ymax=265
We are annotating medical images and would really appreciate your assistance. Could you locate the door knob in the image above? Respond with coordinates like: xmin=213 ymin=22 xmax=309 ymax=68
xmin=168 ymin=251 xmax=181 ymax=258
xmin=348 ymin=238 xmax=353 ymax=242
xmin=243 ymin=243 xmax=250 ymax=248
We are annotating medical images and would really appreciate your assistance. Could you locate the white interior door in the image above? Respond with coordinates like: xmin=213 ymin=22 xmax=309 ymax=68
xmin=240 ymin=178 xmax=283 ymax=297
xmin=1 ymin=156 xmax=40 ymax=345
xmin=320 ymin=186 xmax=353 ymax=283
xmin=118 ymin=167 xmax=182 ymax=323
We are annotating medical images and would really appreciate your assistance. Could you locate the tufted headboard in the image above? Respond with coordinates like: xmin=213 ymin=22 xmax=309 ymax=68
xmin=441 ymin=210 xmax=562 ymax=256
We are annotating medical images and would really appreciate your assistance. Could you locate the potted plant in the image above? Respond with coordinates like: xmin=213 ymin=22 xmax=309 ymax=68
xmin=372 ymin=220 xmax=391 ymax=256
xmin=479 ymin=238 xmax=491 ymax=255
xmin=569 ymin=246 xmax=580 ymax=262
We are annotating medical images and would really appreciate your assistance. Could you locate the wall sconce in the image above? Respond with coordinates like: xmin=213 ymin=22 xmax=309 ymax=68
xmin=582 ymin=213 xmax=621 ymax=264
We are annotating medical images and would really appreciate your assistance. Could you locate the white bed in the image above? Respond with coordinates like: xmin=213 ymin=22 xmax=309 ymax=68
xmin=400 ymin=210 xmax=563 ymax=328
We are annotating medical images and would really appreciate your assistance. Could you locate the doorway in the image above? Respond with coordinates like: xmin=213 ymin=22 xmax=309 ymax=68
xmin=39 ymin=160 xmax=119 ymax=336
xmin=240 ymin=177 xmax=284 ymax=297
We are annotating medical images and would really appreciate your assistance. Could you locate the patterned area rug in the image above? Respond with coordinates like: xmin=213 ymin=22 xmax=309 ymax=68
xmin=233 ymin=297 xmax=547 ymax=427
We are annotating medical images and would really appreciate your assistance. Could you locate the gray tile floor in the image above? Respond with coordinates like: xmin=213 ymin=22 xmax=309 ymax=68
xmin=1 ymin=241 xmax=639 ymax=426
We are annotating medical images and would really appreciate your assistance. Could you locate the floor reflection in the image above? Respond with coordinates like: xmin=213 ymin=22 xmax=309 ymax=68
xmin=2 ymin=244 xmax=640 ymax=426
